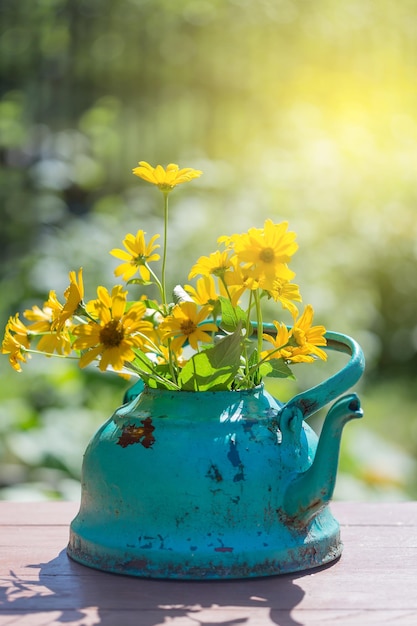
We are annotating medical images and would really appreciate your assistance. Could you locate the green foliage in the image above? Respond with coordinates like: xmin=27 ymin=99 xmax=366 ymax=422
xmin=130 ymin=351 xmax=176 ymax=391
xmin=218 ymin=298 xmax=248 ymax=333
xmin=179 ymin=328 xmax=242 ymax=391
xmin=261 ymin=359 xmax=295 ymax=381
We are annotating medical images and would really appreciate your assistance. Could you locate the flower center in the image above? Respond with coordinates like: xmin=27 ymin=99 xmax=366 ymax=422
xmin=100 ymin=319 xmax=125 ymax=347
xmin=259 ymin=247 xmax=275 ymax=264
xmin=133 ymin=255 xmax=146 ymax=266
xmin=212 ymin=266 xmax=227 ymax=277
xmin=180 ymin=319 xmax=197 ymax=337
xmin=158 ymin=183 xmax=174 ymax=192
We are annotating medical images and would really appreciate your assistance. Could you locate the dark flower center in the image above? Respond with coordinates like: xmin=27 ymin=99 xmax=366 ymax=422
xmin=100 ymin=319 xmax=124 ymax=347
xmin=180 ymin=319 xmax=197 ymax=337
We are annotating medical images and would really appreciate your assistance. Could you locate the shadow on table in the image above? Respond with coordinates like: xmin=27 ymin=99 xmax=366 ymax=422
xmin=0 ymin=548 xmax=338 ymax=626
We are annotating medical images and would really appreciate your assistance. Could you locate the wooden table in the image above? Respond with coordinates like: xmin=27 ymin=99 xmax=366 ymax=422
xmin=1 ymin=501 xmax=416 ymax=626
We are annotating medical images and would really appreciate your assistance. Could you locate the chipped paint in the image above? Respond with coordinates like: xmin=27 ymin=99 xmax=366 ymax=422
xmin=117 ymin=417 xmax=155 ymax=448
xmin=214 ymin=546 xmax=234 ymax=553
xmin=206 ymin=463 xmax=223 ymax=483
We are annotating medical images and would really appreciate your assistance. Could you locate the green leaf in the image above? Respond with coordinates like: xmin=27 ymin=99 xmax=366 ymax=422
xmin=264 ymin=358 xmax=295 ymax=379
xmin=140 ymin=298 xmax=161 ymax=311
xmin=248 ymin=347 xmax=259 ymax=367
xmin=131 ymin=350 xmax=155 ymax=373
xmin=209 ymin=325 xmax=243 ymax=368
xmin=127 ymin=278 xmax=153 ymax=286
xmin=178 ymin=354 xmax=234 ymax=391
xmin=218 ymin=297 xmax=248 ymax=333
xmin=258 ymin=361 xmax=273 ymax=377
xmin=178 ymin=326 xmax=243 ymax=391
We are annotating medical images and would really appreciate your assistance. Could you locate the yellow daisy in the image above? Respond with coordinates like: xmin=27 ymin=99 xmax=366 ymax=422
xmin=72 ymin=285 xmax=154 ymax=372
xmin=290 ymin=304 xmax=327 ymax=361
xmin=184 ymin=275 xmax=227 ymax=309
xmin=4 ymin=313 xmax=31 ymax=348
xmin=266 ymin=278 xmax=302 ymax=319
xmin=188 ymin=250 xmax=232 ymax=280
xmin=184 ymin=275 xmax=220 ymax=309
xmin=185 ymin=274 xmax=242 ymax=309
xmin=261 ymin=321 xmax=292 ymax=362
xmin=23 ymin=296 xmax=72 ymax=356
xmin=1 ymin=330 xmax=29 ymax=372
xmin=261 ymin=306 xmax=327 ymax=364
xmin=4 ymin=296 xmax=70 ymax=359
xmin=110 ymin=230 xmax=160 ymax=282
xmin=24 ymin=290 xmax=63 ymax=328
xmin=132 ymin=161 xmax=202 ymax=192
xmin=223 ymin=257 xmax=264 ymax=293
xmin=159 ymin=301 xmax=218 ymax=352
xmin=52 ymin=268 xmax=84 ymax=332
xmin=229 ymin=219 xmax=298 ymax=287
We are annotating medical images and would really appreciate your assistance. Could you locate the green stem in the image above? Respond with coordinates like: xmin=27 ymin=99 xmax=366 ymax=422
xmin=25 ymin=348 xmax=79 ymax=359
xmin=161 ymin=191 xmax=169 ymax=306
xmin=147 ymin=264 xmax=165 ymax=303
xmin=219 ymin=275 xmax=233 ymax=303
xmin=159 ymin=191 xmax=178 ymax=386
xmin=254 ymin=289 xmax=263 ymax=358
xmin=131 ymin=350 xmax=180 ymax=390
xmin=245 ymin=339 xmax=294 ymax=380
xmin=166 ymin=337 xmax=178 ymax=387
xmin=246 ymin=290 xmax=254 ymax=337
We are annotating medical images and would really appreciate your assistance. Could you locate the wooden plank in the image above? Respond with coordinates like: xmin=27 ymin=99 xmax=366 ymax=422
xmin=0 ymin=503 xmax=78 ymax=526
xmin=1 ymin=502 xmax=417 ymax=626
xmin=0 ymin=608 xmax=378 ymax=626
xmin=0 ymin=609 xmax=417 ymax=626
xmin=333 ymin=501 xmax=417 ymax=526
xmin=1 ymin=552 xmax=417 ymax=611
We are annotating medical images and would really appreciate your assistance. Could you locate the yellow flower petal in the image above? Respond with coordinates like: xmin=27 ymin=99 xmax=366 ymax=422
xmin=133 ymin=161 xmax=202 ymax=192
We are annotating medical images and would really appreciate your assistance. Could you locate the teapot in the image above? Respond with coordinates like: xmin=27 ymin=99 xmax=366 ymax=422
xmin=67 ymin=329 xmax=365 ymax=579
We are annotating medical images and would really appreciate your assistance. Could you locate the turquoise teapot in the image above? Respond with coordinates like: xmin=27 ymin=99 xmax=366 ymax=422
xmin=67 ymin=329 xmax=365 ymax=579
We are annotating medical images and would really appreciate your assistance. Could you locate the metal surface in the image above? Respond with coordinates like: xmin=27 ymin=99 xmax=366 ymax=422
xmin=67 ymin=330 xmax=365 ymax=579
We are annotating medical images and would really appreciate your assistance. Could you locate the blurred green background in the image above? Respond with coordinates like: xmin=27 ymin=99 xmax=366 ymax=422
xmin=1 ymin=0 xmax=416 ymax=501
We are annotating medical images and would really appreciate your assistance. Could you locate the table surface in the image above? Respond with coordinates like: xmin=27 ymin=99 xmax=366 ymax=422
xmin=1 ymin=501 xmax=416 ymax=626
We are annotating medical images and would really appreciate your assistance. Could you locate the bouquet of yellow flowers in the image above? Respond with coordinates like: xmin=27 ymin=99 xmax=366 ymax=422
xmin=2 ymin=161 xmax=327 ymax=391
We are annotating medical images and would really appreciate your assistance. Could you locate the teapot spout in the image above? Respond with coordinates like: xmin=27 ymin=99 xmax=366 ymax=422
xmin=283 ymin=393 xmax=363 ymax=526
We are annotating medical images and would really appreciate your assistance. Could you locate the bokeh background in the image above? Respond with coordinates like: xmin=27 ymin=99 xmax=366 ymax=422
xmin=1 ymin=0 xmax=417 ymax=501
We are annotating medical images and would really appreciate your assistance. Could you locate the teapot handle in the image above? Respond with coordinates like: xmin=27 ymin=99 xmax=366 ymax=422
xmin=262 ymin=325 xmax=365 ymax=420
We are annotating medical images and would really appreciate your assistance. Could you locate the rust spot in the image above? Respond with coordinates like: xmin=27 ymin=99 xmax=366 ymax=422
xmin=298 ymin=398 xmax=319 ymax=417
xmin=206 ymin=463 xmax=223 ymax=482
xmin=214 ymin=546 xmax=234 ymax=553
xmin=117 ymin=417 xmax=155 ymax=448
xmin=278 ymin=496 xmax=324 ymax=529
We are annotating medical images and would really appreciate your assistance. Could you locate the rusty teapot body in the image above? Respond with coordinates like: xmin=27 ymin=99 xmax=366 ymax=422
xmin=67 ymin=330 xmax=364 ymax=579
